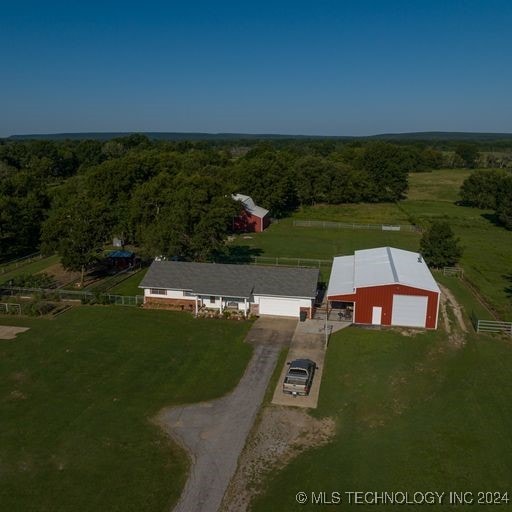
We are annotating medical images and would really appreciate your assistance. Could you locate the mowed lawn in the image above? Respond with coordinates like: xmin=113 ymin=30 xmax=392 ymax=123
xmin=0 ymin=307 xmax=252 ymax=512
xmin=230 ymin=220 xmax=420 ymax=261
xmin=253 ymin=326 xmax=512 ymax=512
xmin=109 ymin=268 xmax=149 ymax=296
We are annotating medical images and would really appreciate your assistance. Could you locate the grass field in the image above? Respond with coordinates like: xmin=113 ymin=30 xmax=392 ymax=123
xmin=293 ymin=203 xmax=411 ymax=224
xmin=253 ymin=325 xmax=512 ymax=511
xmin=0 ymin=307 xmax=252 ymax=512
xmin=0 ymin=255 xmax=60 ymax=284
xmin=230 ymin=220 xmax=420 ymax=261
xmin=108 ymin=268 xmax=148 ymax=296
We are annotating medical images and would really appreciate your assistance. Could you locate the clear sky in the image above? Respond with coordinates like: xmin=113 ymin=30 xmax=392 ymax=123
xmin=2 ymin=0 xmax=512 ymax=137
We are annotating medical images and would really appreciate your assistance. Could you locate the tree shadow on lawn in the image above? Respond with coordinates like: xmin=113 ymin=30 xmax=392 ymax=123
xmin=215 ymin=245 xmax=263 ymax=264
xmin=481 ymin=212 xmax=505 ymax=229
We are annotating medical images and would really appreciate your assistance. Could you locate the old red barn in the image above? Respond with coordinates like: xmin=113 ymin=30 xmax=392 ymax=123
xmin=232 ymin=194 xmax=270 ymax=233
xmin=327 ymin=247 xmax=440 ymax=329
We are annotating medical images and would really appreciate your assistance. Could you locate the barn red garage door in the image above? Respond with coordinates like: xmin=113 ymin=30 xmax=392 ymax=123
xmin=391 ymin=295 xmax=428 ymax=328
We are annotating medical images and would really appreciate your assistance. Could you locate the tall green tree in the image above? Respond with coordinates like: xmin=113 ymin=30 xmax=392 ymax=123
xmin=42 ymin=186 xmax=109 ymax=287
xmin=455 ymin=143 xmax=480 ymax=168
xmin=359 ymin=142 xmax=409 ymax=201
xmin=496 ymin=175 xmax=512 ymax=230
xmin=420 ymin=221 xmax=463 ymax=267
xmin=459 ymin=169 xmax=507 ymax=209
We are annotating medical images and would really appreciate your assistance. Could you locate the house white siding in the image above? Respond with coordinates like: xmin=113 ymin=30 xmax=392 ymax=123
xmin=144 ymin=288 xmax=186 ymax=299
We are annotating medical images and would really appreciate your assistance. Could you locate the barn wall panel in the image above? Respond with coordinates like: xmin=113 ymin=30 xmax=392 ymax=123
xmin=329 ymin=285 xmax=439 ymax=329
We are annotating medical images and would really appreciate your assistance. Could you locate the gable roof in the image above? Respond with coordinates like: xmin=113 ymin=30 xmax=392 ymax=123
xmin=327 ymin=247 xmax=440 ymax=296
xmin=140 ymin=261 xmax=319 ymax=299
xmin=232 ymin=194 xmax=269 ymax=219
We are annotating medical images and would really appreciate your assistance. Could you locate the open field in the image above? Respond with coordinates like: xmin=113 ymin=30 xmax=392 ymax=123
xmin=407 ymin=168 xmax=472 ymax=202
xmin=293 ymin=203 xmax=411 ymax=224
xmin=252 ymin=322 xmax=512 ymax=511
xmin=0 ymin=307 xmax=252 ymax=512
xmin=229 ymin=221 xmax=420 ymax=261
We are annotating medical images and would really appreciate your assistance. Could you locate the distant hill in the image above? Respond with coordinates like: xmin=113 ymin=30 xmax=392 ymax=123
xmin=5 ymin=131 xmax=512 ymax=142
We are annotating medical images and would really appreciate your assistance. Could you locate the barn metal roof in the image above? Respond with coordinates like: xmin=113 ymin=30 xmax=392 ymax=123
xmin=232 ymin=194 xmax=269 ymax=219
xmin=327 ymin=247 xmax=440 ymax=297
xmin=140 ymin=261 xmax=319 ymax=298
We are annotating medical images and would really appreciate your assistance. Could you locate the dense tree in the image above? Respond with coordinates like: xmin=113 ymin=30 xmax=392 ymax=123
xmin=459 ymin=169 xmax=508 ymax=209
xmin=496 ymin=175 xmax=512 ymax=230
xmin=455 ymin=143 xmax=480 ymax=168
xmin=41 ymin=184 xmax=110 ymax=287
xmin=419 ymin=221 xmax=463 ymax=267
xmin=358 ymin=142 xmax=409 ymax=201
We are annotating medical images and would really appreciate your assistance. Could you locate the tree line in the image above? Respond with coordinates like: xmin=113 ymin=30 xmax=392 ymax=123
xmin=0 ymin=134 xmax=506 ymax=275
xmin=460 ymin=169 xmax=512 ymax=229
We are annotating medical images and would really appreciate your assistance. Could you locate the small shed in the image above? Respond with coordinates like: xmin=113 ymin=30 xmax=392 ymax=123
xmin=107 ymin=250 xmax=135 ymax=270
xmin=327 ymin=247 xmax=440 ymax=329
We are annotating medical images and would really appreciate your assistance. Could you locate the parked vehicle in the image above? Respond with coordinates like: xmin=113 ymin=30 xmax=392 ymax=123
xmin=282 ymin=358 xmax=318 ymax=396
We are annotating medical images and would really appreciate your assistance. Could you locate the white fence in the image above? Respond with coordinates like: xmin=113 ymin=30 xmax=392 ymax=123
xmin=0 ymin=302 xmax=21 ymax=314
xmin=293 ymin=220 xmax=419 ymax=232
xmin=250 ymin=256 xmax=332 ymax=268
xmin=475 ymin=320 xmax=512 ymax=336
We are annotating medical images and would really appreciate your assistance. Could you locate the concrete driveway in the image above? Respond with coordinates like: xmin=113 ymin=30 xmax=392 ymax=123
xmin=271 ymin=319 xmax=351 ymax=409
xmin=154 ymin=317 xmax=296 ymax=512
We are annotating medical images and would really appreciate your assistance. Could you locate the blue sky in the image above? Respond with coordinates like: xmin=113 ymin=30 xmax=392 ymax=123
xmin=2 ymin=0 xmax=512 ymax=137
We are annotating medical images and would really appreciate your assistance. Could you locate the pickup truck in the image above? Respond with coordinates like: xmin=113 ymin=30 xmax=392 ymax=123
xmin=282 ymin=358 xmax=318 ymax=396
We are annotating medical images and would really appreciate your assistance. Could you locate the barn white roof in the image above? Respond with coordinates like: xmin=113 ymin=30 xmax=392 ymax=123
xmin=232 ymin=194 xmax=269 ymax=219
xmin=327 ymin=247 xmax=440 ymax=296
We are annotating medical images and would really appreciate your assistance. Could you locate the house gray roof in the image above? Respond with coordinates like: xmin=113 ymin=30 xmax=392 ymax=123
xmin=139 ymin=261 xmax=319 ymax=298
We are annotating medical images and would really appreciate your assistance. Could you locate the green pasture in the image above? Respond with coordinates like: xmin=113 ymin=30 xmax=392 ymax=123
xmin=0 ymin=307 xmax=252 ymax=512
xmin=253 ymin=325 xmax=512 ymax=512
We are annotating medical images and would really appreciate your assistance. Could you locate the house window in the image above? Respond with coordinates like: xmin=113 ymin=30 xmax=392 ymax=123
xmin=150 ymin=288 xmax=167 ymax=295
xmin=209 ymin=296 xmax=216 ymax=304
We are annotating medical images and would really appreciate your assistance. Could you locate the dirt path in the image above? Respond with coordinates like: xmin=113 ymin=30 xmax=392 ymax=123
xmin=438 ymin=283 xmax=468 ymax=346
xmin=154 ymin=318 xmax=296 ymax=512
xmin=221 ymin=405 xmax=335 ymax=512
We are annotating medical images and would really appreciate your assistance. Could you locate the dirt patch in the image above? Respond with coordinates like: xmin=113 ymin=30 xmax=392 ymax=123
xmin=438 ymin=284 xmax=467 ymax=347
xmin=0 ymin=326 xmax=29 ymax=340
xmin=41 ymin=263 xmax=81 ymax=287
xmin=221 ymin=405 xmax=335 ymax=512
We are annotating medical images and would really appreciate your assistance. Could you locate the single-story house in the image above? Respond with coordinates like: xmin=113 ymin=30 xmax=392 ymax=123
xmin=232 ymin=193 xmax=270 ymax=233
xmin=139 ymin=260 xmax=319 ymax=318
xmin=327 ymin=247 xmax=440 ymax=329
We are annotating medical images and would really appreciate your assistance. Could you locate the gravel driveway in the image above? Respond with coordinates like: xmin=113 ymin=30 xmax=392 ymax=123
xmin=155 ymin=317 xmax=296 ymax=512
